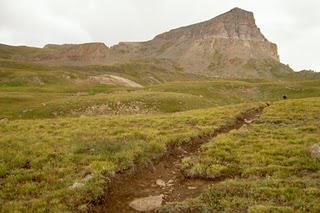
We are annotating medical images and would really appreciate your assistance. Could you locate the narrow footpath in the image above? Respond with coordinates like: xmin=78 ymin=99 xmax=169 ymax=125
xmin=94 ymin=105 xmax=267 ymax=213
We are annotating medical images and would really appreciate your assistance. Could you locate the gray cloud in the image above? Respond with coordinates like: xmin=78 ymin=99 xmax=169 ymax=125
xmin=0 ymin=0 xmax=319 ymax=71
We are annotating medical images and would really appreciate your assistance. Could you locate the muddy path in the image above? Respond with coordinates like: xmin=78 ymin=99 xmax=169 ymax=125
xmin=93 ymin=106 xmax=266 ymax=212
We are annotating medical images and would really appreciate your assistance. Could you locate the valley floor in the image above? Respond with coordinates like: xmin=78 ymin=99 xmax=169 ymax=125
xmin=0 ymin=60 xmax=320 ymax=212
xmin=1 ymin=98 xmax=320 ymax=212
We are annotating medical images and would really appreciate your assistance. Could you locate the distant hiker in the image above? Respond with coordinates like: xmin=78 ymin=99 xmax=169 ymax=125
xmin=283 ymin=95 xmax=288 ymax=100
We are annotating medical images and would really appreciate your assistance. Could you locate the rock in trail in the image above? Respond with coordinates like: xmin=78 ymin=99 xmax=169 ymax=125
xmin=129 ymin=195 xmax=164 ymax=212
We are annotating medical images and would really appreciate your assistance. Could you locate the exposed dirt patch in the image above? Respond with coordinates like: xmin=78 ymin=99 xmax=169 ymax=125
xmin=89 ymin=75 xmax=143 ymax=88
xmin=93 ymin=105 xmax=267 ymax=212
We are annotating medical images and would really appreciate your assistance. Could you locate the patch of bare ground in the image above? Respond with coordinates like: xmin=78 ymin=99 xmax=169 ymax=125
xmin=92 ymin=105 xmax=267 ymax=213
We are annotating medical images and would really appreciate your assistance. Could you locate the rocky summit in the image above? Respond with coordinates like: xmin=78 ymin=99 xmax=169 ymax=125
xmin=0 ymin=8 xmax=293 ymax=79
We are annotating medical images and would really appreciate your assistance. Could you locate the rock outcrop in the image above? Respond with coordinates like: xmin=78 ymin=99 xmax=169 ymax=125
xmin=38 ymin=42 xmax=110 ymax=64
xmin=121 ymin=7 xmax=281 ymax=77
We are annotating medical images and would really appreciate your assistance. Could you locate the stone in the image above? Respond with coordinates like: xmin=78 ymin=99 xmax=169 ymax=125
xmin=188 ymin=186 xmax=197 ymax=190
xmin=167 ymin=179 xmax=174 ymax=184
xmin=156 ymin=179 xmax=166 ymax=187
xmin=129 ymin=195 xmax=164 ymax=211
xmin=309 ymin=144 xmax=320 ymax=159
xmin=70 ymin=182 xmax=84 ymax=189
xmin=0 ymin=118 xmax=8 ymax=123
xmin=244 ymin=118 xmax=253 ymax=124
xmin=70 ymin=174 xmax=93 ymax=189
xmin=167 ymin=179 xmax=174 ymax=187
xmin=83 ymin=174 xmax=93 ymax=182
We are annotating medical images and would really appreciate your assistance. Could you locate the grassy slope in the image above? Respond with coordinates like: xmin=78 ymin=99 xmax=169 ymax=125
xmin=1 ymin=59 xmax=320 ymax=119
xmin=0 ymin=44 xmax=46 ymax=60
xmin=149 ymin=80 xmax=320 ymax=105
xmin=1 ymin=59 xmax=320 ymax=120
xmin=0 ymin=59 xmax=212 ymax=119
xmin=2 ymin=79 xmax=320 ymax=119
xmin=0 ymin=91 xmax=213 ymax=119
xmin=0 ymin=103 xmax=260 ymax=212
xmin=1 ymin=53 xmax=320 ymax=212
xmin=162 ymin=98 xmax=320 ymax=212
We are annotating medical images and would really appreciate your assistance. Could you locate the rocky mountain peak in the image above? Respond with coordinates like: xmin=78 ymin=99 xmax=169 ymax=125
xmin=214 ymin=7 xmax=267 ymax=41
xmin=11 ymin=8 xmax=282 ymax=79
xmin=154 ymin=7 xmax=267 ymax=42
xmin=228 ymin=7 xmax=251 ymax=14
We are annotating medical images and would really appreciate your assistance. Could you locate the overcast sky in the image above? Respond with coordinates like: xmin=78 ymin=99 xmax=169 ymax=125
xmin=0 ymin=0 xmax=319 ymax=71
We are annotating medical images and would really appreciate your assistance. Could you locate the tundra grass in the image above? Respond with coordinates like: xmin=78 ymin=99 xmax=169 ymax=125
xmin=0 ymin=91 xmax=213 ymax=119
xmin=1 ymin=59 xmax=320 ymax=120
xmin=2 ymin=79 xmax=320 ymax=120
xmin=0 ymin=103 xmax=261 ymax=212
xmin=0 ymin=59 xmax=209 ymax=119
xmin=163 ymin=97 xmax=320 ymax=212
xmin=149 ymin=80 xmax=320 ymax=105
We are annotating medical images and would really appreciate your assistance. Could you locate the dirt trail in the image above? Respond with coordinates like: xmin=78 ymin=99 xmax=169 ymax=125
xmin=94 ymin=106 xmax=266 ymax=213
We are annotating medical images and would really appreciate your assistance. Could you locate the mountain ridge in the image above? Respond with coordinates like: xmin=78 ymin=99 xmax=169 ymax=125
xmin=0 ymin=8 xmax=303 ymax=79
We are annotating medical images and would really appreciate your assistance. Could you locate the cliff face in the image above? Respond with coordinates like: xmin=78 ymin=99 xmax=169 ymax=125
xmin=2 ymin=8 xmax=289 ymax=79
xmin=38 ymin=42 xmax=110 ymax=64
xmin=155 ymin=8 xmax=268 ymax=42
xmin=108 ymin=7 xmax=280 ymax=77
xmin=141 ymin=7 xmax=279 ymax=74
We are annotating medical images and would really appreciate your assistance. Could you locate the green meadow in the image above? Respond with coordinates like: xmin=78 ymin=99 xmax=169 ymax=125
xmin=0 ymin=102 xmax=261 ymax=212
xmin=162 ymin=98 xmax=320 ymax=212
xmin=1 ymin=59 xmax=320 ymax=212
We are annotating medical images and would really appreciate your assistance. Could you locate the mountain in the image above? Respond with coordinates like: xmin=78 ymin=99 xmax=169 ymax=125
xmin=0 ymin=8 xmax=302 ymax=79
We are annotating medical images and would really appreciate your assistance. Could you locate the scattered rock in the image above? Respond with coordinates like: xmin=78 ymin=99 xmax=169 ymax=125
xmin=70 ymin=174 xmax=93 ymax=189
xmin=129 ymin=195 xmax=164 ymax=211
xmin=167 ymin=179 xmax=174 ymax=187
xmin=156 ymin=179 xmax=166 ymax=187
xmin=89 ymin=75 xmax=143 ymax=88
xmin=70 ymin=182 xmax=84 ymax=189
xmin=75 ymin=92 xmax=89 ymax=96
xmin=167 ymin=179 xmax=174 ymax=184
xmin=177 ymin=147 xmax=188 ymax=154
xmin=244 ymin=118 xmax=253 ymax=124
xmin=64 ymin=75 xmax=71 ymax=79
xmin=0 ymin=118 xmax=8 ymax=123
xmin=32 ymin=76 xmax=45 ymax=85
xmin=83 ymin=174 xmax=93 ymax=182
xmin=188 ymin=186 xmax=197 ymax=190
xmin=309 ymin=144 xmax=320 ymax=159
